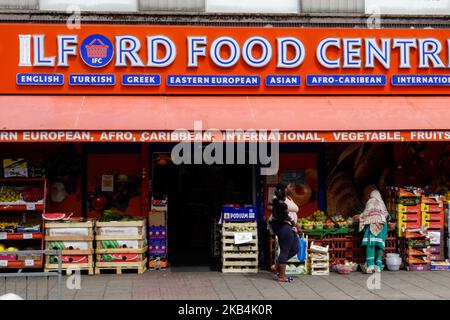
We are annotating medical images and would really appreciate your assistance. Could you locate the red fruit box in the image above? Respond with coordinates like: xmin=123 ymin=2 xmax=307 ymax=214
xmin=422 ymin=211 xmax=444 ymax=221
xmin=397 ymin=204 xmax=421 ymax=214
xmin=430 ymin=245 xmax=444 ymax=254
xmin=423 ymin=220 xmax=444 ymax=229
xmin=421 ymin=203 xmax=444 ymax=213
xmin=430 ymin=254 xmax=445 ymax=261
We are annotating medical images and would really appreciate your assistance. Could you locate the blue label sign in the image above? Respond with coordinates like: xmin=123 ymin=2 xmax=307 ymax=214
xmin=265 ymin=75 xmax=301 ymax=87
xmin=122 ymin=74 xmax=161 ymax=86
xmin=69 ymin=74 xmax=115 ymax=86
xmin=16 ymin=73 xmax=64 ymax=86
xmin=306 ymin=75 xmax=386 ymax=86
xmin=80 ymin=34 xmax=114 ymax=68
xmin=167 ymin=75 xmax=260 ymax=87
xmin=392 ymin=75 xmax=450 ymax=86
xmin=222 ymin=206 xmax=257 ymax=221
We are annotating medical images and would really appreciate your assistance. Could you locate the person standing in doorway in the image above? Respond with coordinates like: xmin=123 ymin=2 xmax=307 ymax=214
xmin=356 ymin=185 xmax=391 ymax=274
xmin=270 ymin=182 xmax=300 ymax=282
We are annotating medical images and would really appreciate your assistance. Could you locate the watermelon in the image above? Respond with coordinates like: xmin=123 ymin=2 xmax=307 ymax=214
xmin=42 ymin=213 xmax=73 ymax=221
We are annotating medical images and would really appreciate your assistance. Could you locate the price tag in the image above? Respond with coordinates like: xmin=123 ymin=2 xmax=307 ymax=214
xmin=24 ymin=260 xmax=34 ymax=267
xmin=23 ymin=233 xmax=33 ymax=239
xmin=234 ymin=232 xmax=253 ymax=245
xmin=26 ymin=203 xmax=36 ymax=211
xmin=0 ymin=260 xmax=8 ymax=267
xmin=0 ymin=233 xmax=7 ymax=240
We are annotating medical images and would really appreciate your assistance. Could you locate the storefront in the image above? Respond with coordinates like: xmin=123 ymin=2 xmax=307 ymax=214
xmin=1 ymin=23 xmax=450 ymax=273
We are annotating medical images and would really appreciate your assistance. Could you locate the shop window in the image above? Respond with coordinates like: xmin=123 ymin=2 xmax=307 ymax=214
xmin=139 ymin=0 xmax=205 ymax=11
xmin=301 ymin=0 xmax=364 ymax=13
xmin=39 ymin=0 xmax=138 ymax=12
xmin=206 ymin=0 xmax=299 ymax=13
xmin=0 ymin=0 xmax=38 ymax=9
xmin=365 ymin=0 xmax=450 ymax=15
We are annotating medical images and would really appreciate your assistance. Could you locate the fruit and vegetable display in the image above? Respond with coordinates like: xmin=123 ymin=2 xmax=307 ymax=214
xmin=331 ymin=260 xmax=358 ymax=273
xmin=225 ymin=225 xmax=256 ymax=232
xmin=0 ymin=219 xmax=41 ymax=233
xmin=0 ymin=245 xmax=18 ymax=252
xmin=0 ymin=185 xmax=44 ymax=204
xmin=313 ymin=210 xmax=327 ymax=222
xmin=298 ymin=211 xmax=354 ymax=231
xmin=100 ymin=210 xmax=141 ymax=222
xmin=99 ymin=240 xmax=145 ymax=249
xmin=22 ymin=186 xmax=44 ymax=203
xmin=99 ymin=253 xmax=141 ymax=262
xmin=0 ymin=187 xmax=21 ymax=203
xmin=48 ymin=242 xmax=89 ymax=250
xmin=332 ymin=215 xmax=349 ymax=229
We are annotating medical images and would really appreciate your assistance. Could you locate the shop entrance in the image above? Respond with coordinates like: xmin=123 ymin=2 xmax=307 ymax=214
xmin=152 ymin=155 xmax=254 ymax=268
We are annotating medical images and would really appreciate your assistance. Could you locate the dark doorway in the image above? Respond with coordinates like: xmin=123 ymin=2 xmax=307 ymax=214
xmin=153 ymin=157 xmax=254 ymax=267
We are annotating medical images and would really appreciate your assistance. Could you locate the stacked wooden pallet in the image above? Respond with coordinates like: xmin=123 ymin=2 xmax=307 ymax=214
xmin=309 ymin=242 xmax=330 ymax=275
xmin=44 ymin=219 xmax=95 ymax=275
xmin=222 ymin=221 xmax=258 ymax=274
xmin=95 ymin=218 xmax=147 ymax=274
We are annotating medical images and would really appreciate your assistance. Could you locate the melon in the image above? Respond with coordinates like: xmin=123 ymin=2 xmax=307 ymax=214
xmin=42 ymin=213 xmax=72 ymax=221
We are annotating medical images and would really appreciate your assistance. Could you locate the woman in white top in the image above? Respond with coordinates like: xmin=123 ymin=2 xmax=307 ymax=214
xmin=285 ymin=183 xmax=299 ymax=226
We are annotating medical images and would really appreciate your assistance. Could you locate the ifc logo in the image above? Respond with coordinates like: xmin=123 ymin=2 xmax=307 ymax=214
xmin=80 ymin=34 xmax=114 ymax=68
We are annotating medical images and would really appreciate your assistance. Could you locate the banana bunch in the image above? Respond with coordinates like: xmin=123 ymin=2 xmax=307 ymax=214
xmin=0 ymin=187 xmax=21 ymax=203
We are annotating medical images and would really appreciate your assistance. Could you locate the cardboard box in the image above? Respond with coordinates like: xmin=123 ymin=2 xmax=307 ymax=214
xmin=3 ymin=158 xmax=28 ymax=178
xmin=149 ymin=209 xmax=166 ymax=227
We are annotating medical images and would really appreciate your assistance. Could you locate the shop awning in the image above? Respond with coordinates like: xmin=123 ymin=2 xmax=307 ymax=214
xmin=1 ymin=95 xmax=450 ymax=143
xmin=1 ymin=95 xmax=449 ymax=131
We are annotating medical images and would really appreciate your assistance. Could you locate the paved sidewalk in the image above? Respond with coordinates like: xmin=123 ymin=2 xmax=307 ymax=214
xmin=4 ymin=270 xmax=450 ymax=300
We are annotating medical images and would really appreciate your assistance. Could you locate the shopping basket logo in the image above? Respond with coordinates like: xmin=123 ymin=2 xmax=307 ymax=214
xmin=80 ymin=34 xmax=114 ymax=68
xmin=86 ymin=39 xmax=109 ymax=58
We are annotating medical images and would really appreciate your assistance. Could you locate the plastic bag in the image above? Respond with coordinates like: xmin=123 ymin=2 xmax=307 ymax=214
xmin=297 ymin=235 xmax=307 ymax=262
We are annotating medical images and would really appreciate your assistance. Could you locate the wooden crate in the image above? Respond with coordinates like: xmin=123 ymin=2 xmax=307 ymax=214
xmin=95 ymin=218 xmax=146 ymax=228
xmin=222 ymin=266 xmax=258 ymax=273
xmin=44 ymin=255 xmax=94 ymax=276
xmin=95 ymin=219 xmax=147 ymax=239
xmin=95 ymin=258 xmax=147 ymax=275
xmin=45 ymin=241 xmax=94 ymax=255
xmin=44 ymin=219 xmax=96 ymax=272
xmin=221 ymin=221 xmax=259 ymax=273
xmin=96 ymin=252 xmax=146 ymax=262
xmin=44 ymin=220 xmax=95 ymax=229
xmin=96 ymin=239 xmax=147 ymax=250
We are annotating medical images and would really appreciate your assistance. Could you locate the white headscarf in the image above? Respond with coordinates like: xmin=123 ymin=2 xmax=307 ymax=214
xmin=359 ymin=189 xmax=389 ymax=236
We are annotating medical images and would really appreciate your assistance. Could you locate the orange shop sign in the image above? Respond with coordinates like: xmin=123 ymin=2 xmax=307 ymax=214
xmin=1 ymin=130 xmax=450 ymax=143
xmin=2 ymin=24 xmax=450 ymax=95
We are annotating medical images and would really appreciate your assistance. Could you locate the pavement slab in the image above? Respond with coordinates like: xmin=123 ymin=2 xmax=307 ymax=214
xmin=4 ymin=270 xmax=450 ymax=300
